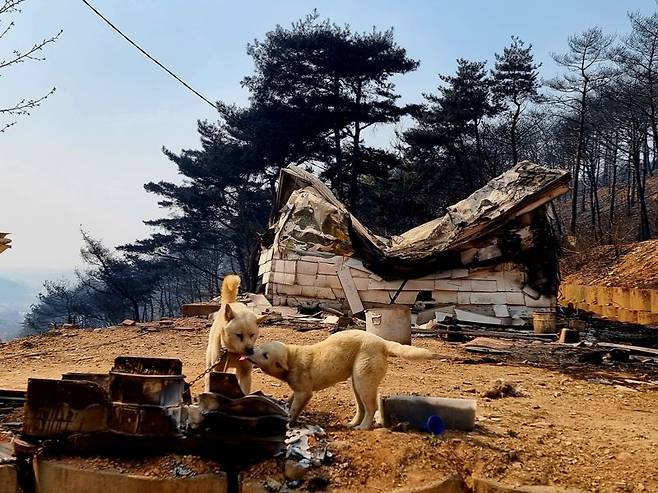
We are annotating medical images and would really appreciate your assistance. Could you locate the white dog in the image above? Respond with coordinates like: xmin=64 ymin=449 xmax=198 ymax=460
xmin=205 ymin=275 xmax=266 ymax=394
xmin=249 ymin=330 xmax=435 ymax=429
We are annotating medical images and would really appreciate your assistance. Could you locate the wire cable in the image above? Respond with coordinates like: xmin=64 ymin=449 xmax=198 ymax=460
xmin=80 ymin=0 xmax=217 ymax=110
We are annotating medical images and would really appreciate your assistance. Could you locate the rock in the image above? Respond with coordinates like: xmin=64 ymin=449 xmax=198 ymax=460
xmin=372 ymin=426 xmax=392 ymax=434
xmin=616 ymin=452 xmax=632 ymax=461
xmin=121 ymin=319 xmax=136 ymax=326
xmin=482 ymin=379 xmax=524 ymax=399
xmin=284 ymin=459 xmax=310 ymax=481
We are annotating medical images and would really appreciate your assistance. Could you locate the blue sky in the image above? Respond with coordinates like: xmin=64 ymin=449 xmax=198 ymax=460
xmin=1 ymin=0 xmax=656 ymax=289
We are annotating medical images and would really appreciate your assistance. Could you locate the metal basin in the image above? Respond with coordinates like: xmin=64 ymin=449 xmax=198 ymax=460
xmin=110 ymin=372 xmax=185 ymax=406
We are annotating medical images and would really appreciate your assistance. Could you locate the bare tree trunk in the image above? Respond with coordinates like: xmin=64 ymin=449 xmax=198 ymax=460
xmin=131 ymin=300 xmax=140 ymax=323
xmin=632 ymin=137 xmax=652 ymax=240
xmin=332 ymin=75 xmax=343 ymax=192
xmin=608 ymin=132 xmax=619 ymax=242
xmin=592 ymin=143 xmax=604 ymax=240
xmin=589 ymin=181 xmax=597 ymax=242
xmin=349 ymin=79 xmax=363 ymax=208
xmin=570 ymin=86 xmax=588 ymax=234
xmin=511 ymin=100 xmax=521 ymax=165
xmin=626 ymin=149 xmax=633 ymax=217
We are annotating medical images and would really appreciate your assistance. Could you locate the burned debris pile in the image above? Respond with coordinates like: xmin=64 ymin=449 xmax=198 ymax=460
xmin=15 ymin=356 xmax=288 ymax=469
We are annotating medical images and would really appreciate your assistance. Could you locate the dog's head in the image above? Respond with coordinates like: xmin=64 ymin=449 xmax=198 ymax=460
xmin=220 ymin=303 xmax=267 ymax=356
xmin=248 ymin=341 xmax=289 ymax=380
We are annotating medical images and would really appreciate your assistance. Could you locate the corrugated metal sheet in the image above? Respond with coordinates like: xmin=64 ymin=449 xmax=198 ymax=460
xmin=0 ymin=232 xmax=10 ymax=255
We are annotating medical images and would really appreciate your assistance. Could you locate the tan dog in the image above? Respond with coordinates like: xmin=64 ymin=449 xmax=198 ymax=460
xmin=205 ymin=275 xmax=266 ymax=394
xmin=249 ymin=330 xmax=435 ymax=429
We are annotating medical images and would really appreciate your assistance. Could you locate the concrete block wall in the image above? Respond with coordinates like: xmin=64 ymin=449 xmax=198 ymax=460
xmin=258 ymin=247 xmax=555 ymax=318
xmin=560 ymin=284 xmax=658 ymax=326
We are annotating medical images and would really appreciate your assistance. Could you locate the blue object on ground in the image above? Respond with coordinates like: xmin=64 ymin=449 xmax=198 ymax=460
xmin=424 ymin=415 xmax=445 ymax=435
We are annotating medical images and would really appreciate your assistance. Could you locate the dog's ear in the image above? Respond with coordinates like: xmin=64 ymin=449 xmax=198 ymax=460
xmin=255 ymin=313 xmax=268 ymax=325
xmin=224 ymin=303 xmax=235 ymax=321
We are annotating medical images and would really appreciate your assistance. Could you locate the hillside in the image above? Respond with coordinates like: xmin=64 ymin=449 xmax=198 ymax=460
xmin=554 ymin=175 xmax=658 ymax=247
xmin=561 ymin=239 xmax=658 ymax=289
xmin=0 ymin=277 xmax=34 ymax=341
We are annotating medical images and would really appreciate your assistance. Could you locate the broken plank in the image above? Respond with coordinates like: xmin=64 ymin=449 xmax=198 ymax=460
xmin=454 ymin=308 xmax=505 ymax=326
xmin=421 ymin=328 xmax=556 ymax=341
xmin=337 ymin=261 xmax=364 ymax=314
xmin=596 ymin=342 xmax=658 ymax=357
xmin=464 ymin=346 xmax=511 ymax=355
xmin=322 ymin=306 xmax=346 ymax=317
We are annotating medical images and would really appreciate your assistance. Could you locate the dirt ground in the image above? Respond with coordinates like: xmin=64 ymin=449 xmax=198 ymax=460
xmin=1 ymin=320 xmax=658 ymax=492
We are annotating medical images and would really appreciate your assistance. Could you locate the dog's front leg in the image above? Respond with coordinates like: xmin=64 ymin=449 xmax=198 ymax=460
xmin=288 ymin=390 xmax=312 ymax=424
xmin=235 ymin=361 xmax=252 ymax=395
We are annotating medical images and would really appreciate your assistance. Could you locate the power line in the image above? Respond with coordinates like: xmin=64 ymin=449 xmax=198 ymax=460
xmin=80 ymin=0 xmax=217 ymax=110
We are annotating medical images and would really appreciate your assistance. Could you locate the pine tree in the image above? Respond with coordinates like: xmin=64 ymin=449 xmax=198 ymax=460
xmin=491 ymin=36 xmax=541 ymax=165
xmin=403 ymin=58 xmax=498 ymax=208
xmin=243 ymin=12 xmax=419 ymax=206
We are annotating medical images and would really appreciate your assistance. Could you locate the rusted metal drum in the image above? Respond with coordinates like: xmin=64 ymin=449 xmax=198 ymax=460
xmin=533 ymin=310 xmax=558 ymax=334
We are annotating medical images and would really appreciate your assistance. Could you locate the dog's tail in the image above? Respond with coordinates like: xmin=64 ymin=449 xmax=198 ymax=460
xmin=384 ymin=340 xmax=435 ymax=360
xmin=221 ymin=274 xmax=241 ymax=305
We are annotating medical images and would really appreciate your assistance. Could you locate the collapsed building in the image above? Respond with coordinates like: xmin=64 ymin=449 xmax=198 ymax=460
xmin=257 ymin=161 xmax=570 ymax=325
xmin=0 ymin=232 xmax=10 ymax=255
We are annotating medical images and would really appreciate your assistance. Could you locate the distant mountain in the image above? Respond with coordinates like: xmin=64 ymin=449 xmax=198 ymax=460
xmin=0 ymin=276 xmax=32 ymax=301
xmin=0 ymin=276 xmax=37 ymax=341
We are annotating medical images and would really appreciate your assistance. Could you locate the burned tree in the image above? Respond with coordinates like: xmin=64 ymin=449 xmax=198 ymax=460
xmin=548 ymin=27 xmax=617 ymax=235
xmin=403 ymin=59 xmax=499 ymax=212
xmin=243 ymin=11 xmax=419 ymax=207
xmin=0 ymin=0 xmax=61 ymax=134
xmin=491 ymin=36 xmax=541 ymax=166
